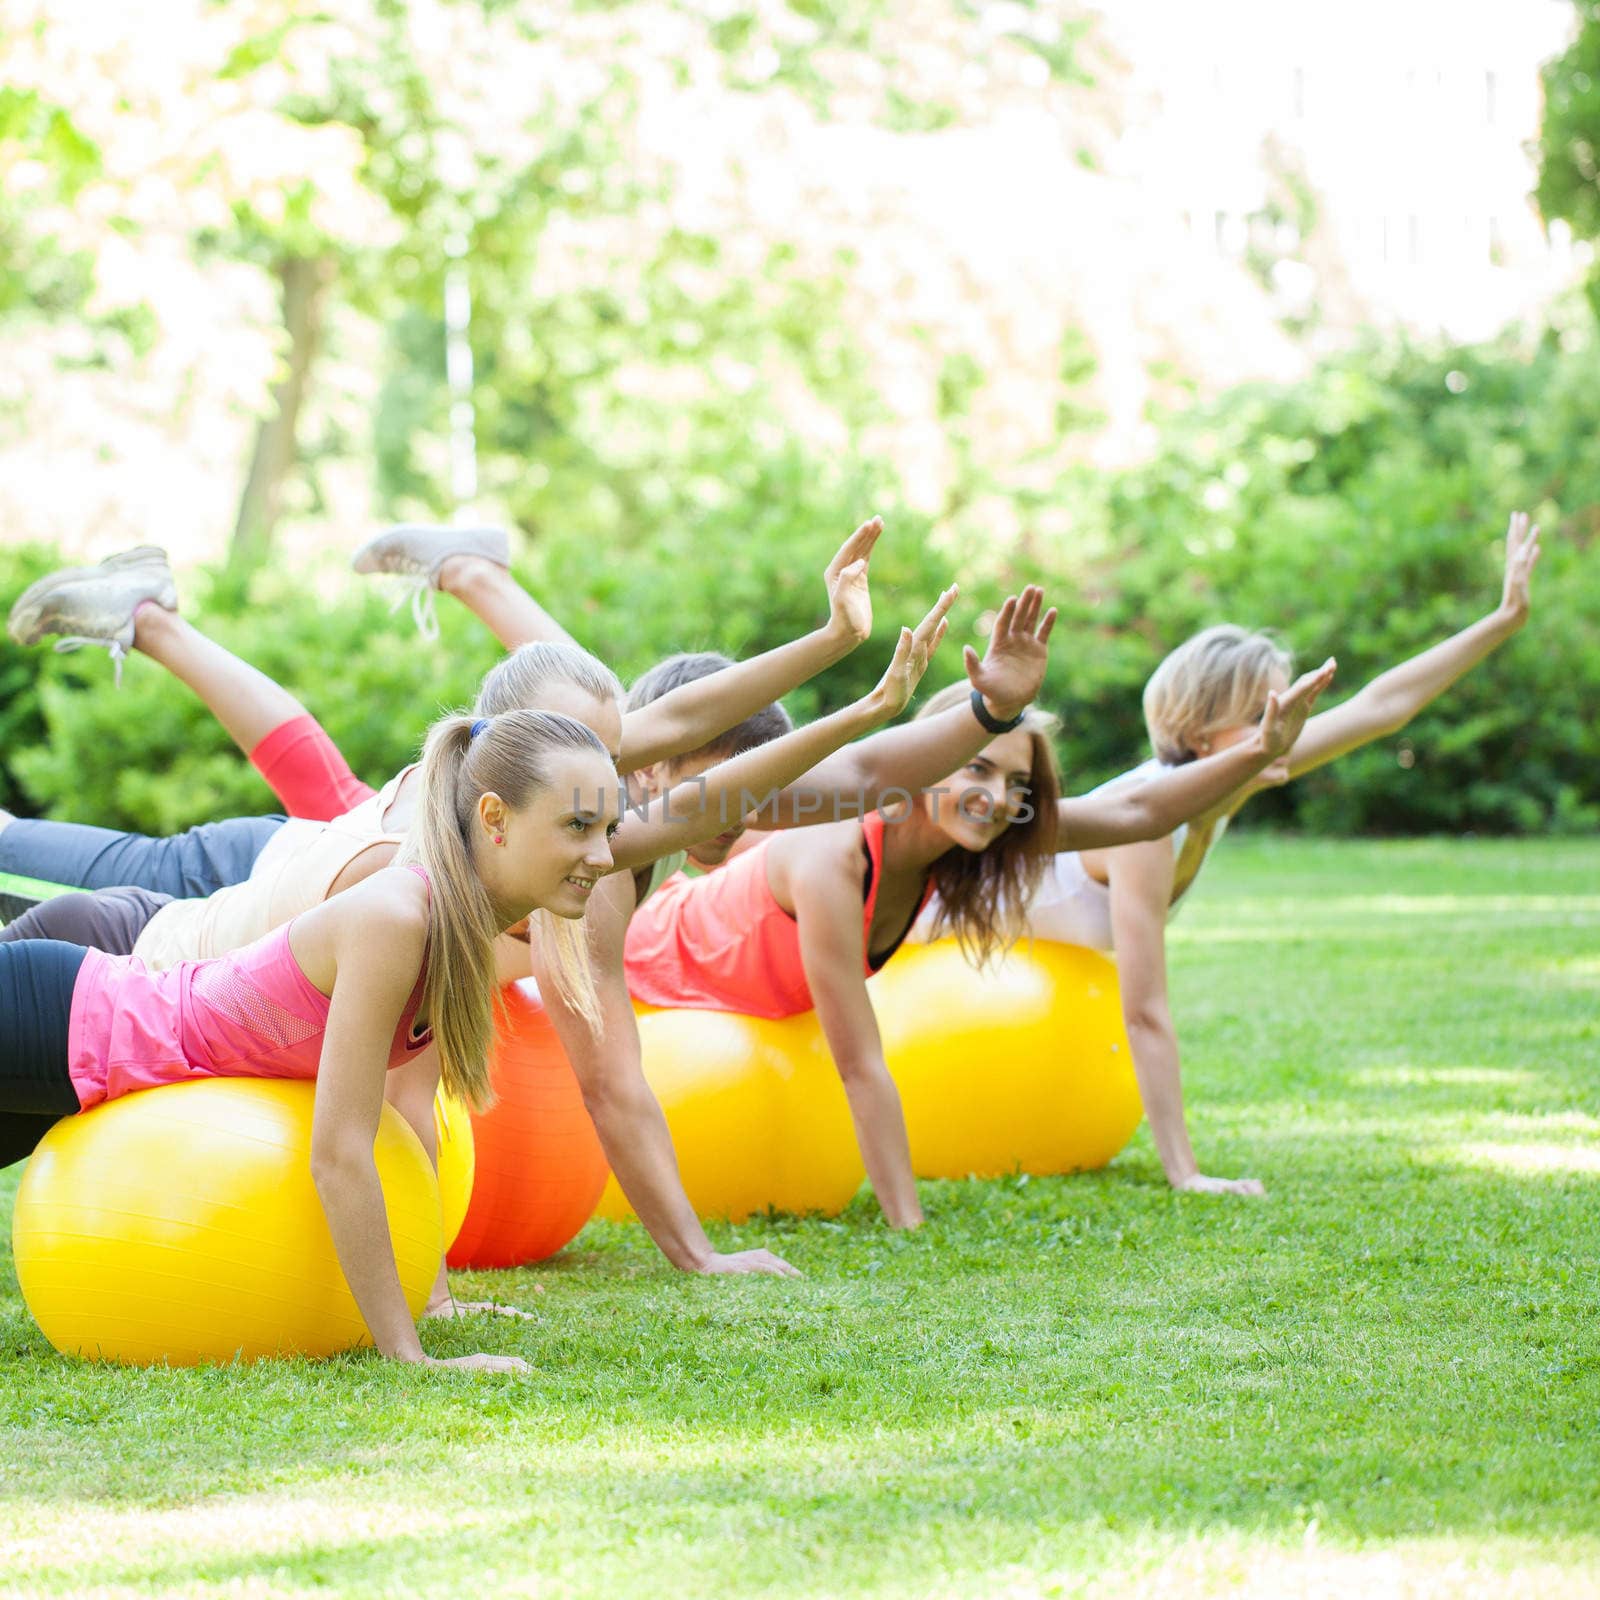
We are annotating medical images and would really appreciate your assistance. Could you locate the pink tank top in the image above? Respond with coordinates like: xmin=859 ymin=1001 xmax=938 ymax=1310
xmin=623 ymin=811 xmax=932 ymax=1019
xmin=66 ymin=866 xmax=433 ymax=1111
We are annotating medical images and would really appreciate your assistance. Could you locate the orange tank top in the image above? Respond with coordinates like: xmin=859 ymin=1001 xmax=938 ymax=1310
xmin=622 ymin=810 xmax=932 ymax=1019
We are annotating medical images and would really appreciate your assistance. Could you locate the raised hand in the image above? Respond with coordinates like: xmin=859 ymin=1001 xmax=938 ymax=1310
xmin=421 ymin=1351 xmax=531 ymax=1373
xmin=869 ymin=585 xmax=957 ymax=719
xmin=823 ymin=517 xmax=884 ymax=646
xmin=703 ymin=1248 xmax=803 ymax=1278
xmin=1258 ymin=657 xmax=1337 ymax=766
xmin=963 ymin=585 xmax=1057 ymax=722
xmin=1498 ymin=511 xmax=1541 ymax=627
xmin=1176 ymin=1172 xmax=1266 ymax=1198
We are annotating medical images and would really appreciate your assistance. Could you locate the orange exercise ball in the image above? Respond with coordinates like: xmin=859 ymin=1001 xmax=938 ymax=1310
xmin=446 ymin=980 xmax=608 ymax=1269
xmin=869 ymin=938 xmax=1142 ymax=1178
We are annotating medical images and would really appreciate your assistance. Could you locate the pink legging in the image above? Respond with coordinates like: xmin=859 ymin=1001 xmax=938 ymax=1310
xmin=248 ymin=714 xmax=376 ymax=821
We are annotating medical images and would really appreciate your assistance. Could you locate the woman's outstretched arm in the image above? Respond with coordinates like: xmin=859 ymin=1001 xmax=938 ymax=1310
xmin=1105 ymin=838 xmax=1264 ymax=1197
xmin=1055 ymin=659 xmax=1336 ymax=850
xmin=607 ymin=591 xmax=953 ymax=872
xmin=1286 ymin=513 xmax=1540 ymax=779
xmin=432 ymin=517 xmax=895 ymax=771
xmin=616 ymin=519 xmax=887 ymax=770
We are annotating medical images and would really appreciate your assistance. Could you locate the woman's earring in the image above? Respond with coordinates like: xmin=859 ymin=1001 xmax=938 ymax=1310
xmin=494 ymin=834 xmax=504 ymax=845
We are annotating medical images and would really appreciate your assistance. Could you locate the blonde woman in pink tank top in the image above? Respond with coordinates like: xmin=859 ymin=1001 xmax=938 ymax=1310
xmin=1 ymin=577 xmax=960 ymax=1361
xmin=4 ymin=527 xmax=964 ymax=1296
xmin=0 ymin=708 xmax=623 ymax=1372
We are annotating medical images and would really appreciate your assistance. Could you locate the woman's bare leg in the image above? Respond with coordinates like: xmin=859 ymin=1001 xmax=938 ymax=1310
xmin=351 ymin=523 xmax=579 ymax=651
xmin=436 ymin=554 xmax=578 ymax=651
xmin=131 ymin=603 xmax=308 ymax=758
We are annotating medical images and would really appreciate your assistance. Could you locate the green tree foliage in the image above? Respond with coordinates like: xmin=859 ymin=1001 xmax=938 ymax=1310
xmin=0 ymin=87 xmax=100 ymax=323
xmin=3 ymin=320 xmax=1596 ymax=838
xmin=1537 ymin=0 xmax=1600 ymax=308
xmin=1029 ymin=319 xmax=1600 ymax=834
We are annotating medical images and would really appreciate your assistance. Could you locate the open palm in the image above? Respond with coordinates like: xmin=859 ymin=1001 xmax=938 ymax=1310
xmin=962 ymin=585 xmax=1057 ymax=720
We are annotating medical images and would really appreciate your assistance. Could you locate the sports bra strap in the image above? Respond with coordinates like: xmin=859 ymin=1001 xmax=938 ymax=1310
xmin=402 ymin=861 xmax=432 ymax=907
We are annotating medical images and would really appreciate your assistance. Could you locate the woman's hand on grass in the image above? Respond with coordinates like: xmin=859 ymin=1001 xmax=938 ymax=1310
xmin=702 ymin=1248 xmax=803 ymax=1278
xmin=963 ymin=586 xmax=1057 ymax=722
xmin=419 ymin=1352 xmax=532 ymax=1373
xmin=1496 ymin=511 xmax=1541 ymax=629
xmin=1175 ymin=1172 xmax=1267 ymax=1197
xmin=823 ymin=517 xmax=884 ymax=647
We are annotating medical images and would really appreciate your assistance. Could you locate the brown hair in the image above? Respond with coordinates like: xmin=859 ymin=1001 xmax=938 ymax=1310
xmin=625 ymin=652 xmax=793 ymax=764
xmin=1143 ymin=625 xmax=1293 ymax=765
xmin=400 ymin=708 xmax=609 ymax=1108
xmin=910 ymin=682 xmax=1062 ymax=967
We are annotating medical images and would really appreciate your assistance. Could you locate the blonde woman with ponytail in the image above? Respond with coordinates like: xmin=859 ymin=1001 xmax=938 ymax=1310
xmin=0 ymin=707 xmax=624 ymax=1370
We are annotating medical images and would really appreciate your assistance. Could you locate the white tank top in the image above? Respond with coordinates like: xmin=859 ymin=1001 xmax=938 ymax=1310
xmin=912 ymin=758 xmax=1229 ymax=953
xmin=131 ymin=768 xmax=413 ymax=970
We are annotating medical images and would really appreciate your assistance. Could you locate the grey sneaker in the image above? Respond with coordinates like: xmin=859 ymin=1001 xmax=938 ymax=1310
xmin=352 ymin=523 xmax=509 ymax=641
xmin=7 ymin=546 xmax=177 ymax=686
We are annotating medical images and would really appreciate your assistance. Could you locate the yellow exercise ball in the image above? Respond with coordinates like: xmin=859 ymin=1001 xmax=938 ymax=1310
xmin=594 ymin=1007 xmax=864 ymax=1224
xmin=432 ymin=1089 xmax=476 ymax=1252
xmin=13 ymin=1078 xmax=442 ymax=1366
xmin=869 ymin=938 xmax=1142 ymax=1178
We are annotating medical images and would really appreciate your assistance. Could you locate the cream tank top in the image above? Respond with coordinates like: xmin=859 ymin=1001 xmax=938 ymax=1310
xmin=912 ymin=758 xmax=1229 ymax=953
xmin=130 ymin=768 xmax=413 ymax=971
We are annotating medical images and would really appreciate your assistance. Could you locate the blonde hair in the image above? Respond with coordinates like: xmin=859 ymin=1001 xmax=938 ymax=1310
xmin=911 ymin=681 xmax=1062 ymax=967
xmin=1143 ymin=625 xmax=1293 ymax=765
xmin=400 ymin=708 xmax=610 ymax=1109
xmin=474 ymin=641 xmax=623 ymax=719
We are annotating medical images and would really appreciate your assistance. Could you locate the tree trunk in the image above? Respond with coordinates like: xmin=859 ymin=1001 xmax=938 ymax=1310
xmin=230 ymin=253 xmax=333 ymax=571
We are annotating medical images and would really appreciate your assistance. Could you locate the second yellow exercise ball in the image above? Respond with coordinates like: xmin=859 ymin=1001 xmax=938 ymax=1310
xmin=869 ymin=938 xmax=1142 ymax=1178
xmin=594 ymin=1006 xmax=864 ymax=1223
xmin=432 ymin=1089 xmax=476 ymax=1251
xmin=13 ymin=1078 xmax=442 ymax=1366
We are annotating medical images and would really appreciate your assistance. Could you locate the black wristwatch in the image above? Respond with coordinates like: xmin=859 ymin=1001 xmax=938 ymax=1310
xmin=970 ymin=688 xmax=1024 ymax=734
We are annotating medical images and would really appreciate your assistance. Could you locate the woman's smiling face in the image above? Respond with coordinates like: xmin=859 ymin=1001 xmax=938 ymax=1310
xmin=488 ymin=747 xmax=622 ymax=919
xmin=924 ymin=727 xmax=1037 ymax=854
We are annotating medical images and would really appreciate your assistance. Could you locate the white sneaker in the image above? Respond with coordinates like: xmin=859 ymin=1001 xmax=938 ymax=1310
xmin=7 ymin=547 xmax=177 ymax=686
xmin=351 ymin=524 xmax=509 ymax=640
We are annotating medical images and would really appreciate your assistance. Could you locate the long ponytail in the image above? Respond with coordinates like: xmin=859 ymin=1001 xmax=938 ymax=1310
xmin=400 ymin=708 xmax=609 ymax=1108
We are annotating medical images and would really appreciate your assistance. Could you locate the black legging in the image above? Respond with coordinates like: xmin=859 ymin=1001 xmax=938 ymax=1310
xmin=0 ymin=939 xmax=88 ymax=1170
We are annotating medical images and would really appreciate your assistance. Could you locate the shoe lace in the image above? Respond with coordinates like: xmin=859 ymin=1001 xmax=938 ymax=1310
xmin=383 ymin=574 xmax=441 ymax=643
xmin=52 ymin=634 xmax=130 ymax=687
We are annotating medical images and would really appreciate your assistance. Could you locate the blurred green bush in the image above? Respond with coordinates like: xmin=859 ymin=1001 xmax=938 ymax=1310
xmin=2 ymin=322 xmax=1596 ymax=836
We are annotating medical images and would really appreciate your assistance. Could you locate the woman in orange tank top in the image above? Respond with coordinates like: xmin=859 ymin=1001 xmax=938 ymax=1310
xmin=626 ymin=612 xmax=1349 ymax=1229
xmin=627 ymin=663 xmax=1068 ymax=1229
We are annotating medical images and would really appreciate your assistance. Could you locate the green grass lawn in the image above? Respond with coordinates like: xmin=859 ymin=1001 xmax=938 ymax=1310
xmin=3 ymin=836 xmax=1597 ymax=1598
